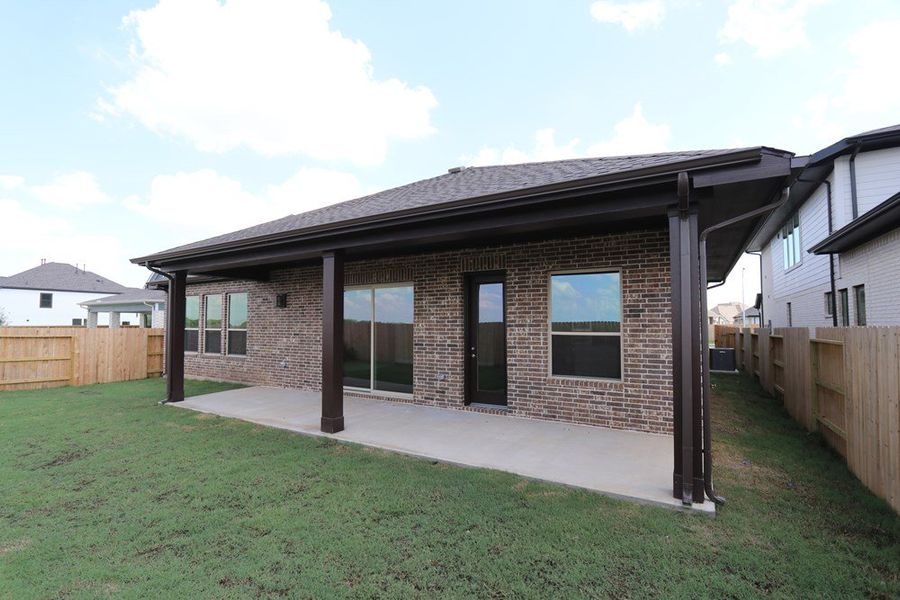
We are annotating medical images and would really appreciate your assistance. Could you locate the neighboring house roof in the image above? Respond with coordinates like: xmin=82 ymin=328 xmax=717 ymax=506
xmin=136 ymin=148 xmax=764 ymax=261
xmin=733 ymin=307 xmax=760 ymax=322
xmin=79 ymin=288 xmax=167 ymax=308
xmin=709 ymin=302 xmax=747 ymax=323
xmin=810 ymin=189 xmax=900 ymax=254
xmin=748 ymin=124 xmax=900 ymax=251
xmin=0 ymin=262 xmax=129 ymax=294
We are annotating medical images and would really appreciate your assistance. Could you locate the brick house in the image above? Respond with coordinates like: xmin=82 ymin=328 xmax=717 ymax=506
xmin=134 ymin=148 xmax=795 ymax=506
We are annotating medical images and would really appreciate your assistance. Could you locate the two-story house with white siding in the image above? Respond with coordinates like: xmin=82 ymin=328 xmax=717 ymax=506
xmin=0 ymin=261 xmax=130 ymax=326
xmin=746 ymin=124 xmax=900 ymax=329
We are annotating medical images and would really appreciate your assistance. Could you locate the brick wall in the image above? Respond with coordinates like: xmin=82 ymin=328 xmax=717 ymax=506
xmin=182 ymin=229 xmax=673 ymax=433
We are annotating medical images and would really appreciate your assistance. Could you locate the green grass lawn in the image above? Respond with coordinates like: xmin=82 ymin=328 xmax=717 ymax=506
xmin=0 ymin=375 xmax=898 ymax=598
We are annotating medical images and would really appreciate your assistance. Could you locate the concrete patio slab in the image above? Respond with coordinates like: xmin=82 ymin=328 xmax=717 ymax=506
xmin=175 ymin=386 xmax=714 ymax=513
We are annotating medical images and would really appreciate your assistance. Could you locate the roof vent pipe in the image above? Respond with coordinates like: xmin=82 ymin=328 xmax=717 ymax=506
xmin=447 ymin=166 xmax=466 ymax=174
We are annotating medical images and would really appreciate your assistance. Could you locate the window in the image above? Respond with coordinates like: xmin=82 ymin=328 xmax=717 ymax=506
xmin=787 ymin=302 xmax=792 ymax=327
xmin=39 ymin=293 xmax=52 ymax=308
xmin=824 ymin=291 xmax=834 ymax=317
xmin=550 ymin=271 xmax=622 ymax=380
xmin=854 ymin=285 xmax=866 ymax=326
xmin=781 ymin=213 xmax=801 ymax=270
xmin=204 ymin=295 xmax=223 ymax=354
xmin=343 ymin=285 xmax=414 ymax=394
xmin=185 ymin=296 xmax=200 ymax=352
xmin=838 ymin=288 xmax=849 ymax=327
xmin=227 ymin=293 xmax=248 ymax=355
xmin=72 ymin=318 xmax=84 ymax=326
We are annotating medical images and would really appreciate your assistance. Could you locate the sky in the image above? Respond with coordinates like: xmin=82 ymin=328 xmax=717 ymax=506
xmin=2 ymin=0 xmax=899 ymax=310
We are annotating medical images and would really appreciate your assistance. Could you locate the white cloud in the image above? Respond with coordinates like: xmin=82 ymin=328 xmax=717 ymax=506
xmin=590 ymin=0 xmax=665 ymax=32
xmin=835 ymin=20 xmax=900 ymax=114
xmin=713 ymin=52 xmax=732 ymax=66
xmin=101 ymin=0 xmax=437 ymax=165
xmin=30 ymin=172 xmax=112 ymax=211
xmin=124 ymin=166 xmax=362 ymax=236
xmin=586 ymin=104 xmax=671 ymax=156
xmin=0 ymin=198 xmax=140 ymax=286
xmin=0 ymin=175 xmax=24 ymax=190
xmin=790 ymin=20 xmax=900 ymax=145
xmin=718 ymin=0 xmax=825 ymax=58
xmin=465 ymin=104 xmax=671 ymax=166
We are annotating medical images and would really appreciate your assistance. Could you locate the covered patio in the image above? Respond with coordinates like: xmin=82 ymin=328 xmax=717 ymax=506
xmin=175 ymin=385 xmax=713 ymax=512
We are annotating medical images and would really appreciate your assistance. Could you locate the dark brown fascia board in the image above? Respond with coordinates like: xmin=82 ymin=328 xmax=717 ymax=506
xmin=133 ymin=148 xmax=776 ymax=267
xmin=151 ymin=189 xmax=676 ymax=273
xmin=691 ymin=152 xmax=792 ymax=188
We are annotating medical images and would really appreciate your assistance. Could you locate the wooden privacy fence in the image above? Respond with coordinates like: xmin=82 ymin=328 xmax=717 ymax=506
xmin=716 ymin=324 xmax=900 ymax=513
xmin=0 ymin=327 xmax=165 ymax=392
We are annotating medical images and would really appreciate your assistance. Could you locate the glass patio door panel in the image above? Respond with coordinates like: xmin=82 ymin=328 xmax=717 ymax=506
xmin=476 ymin=283 xmax=506 ymax=393
xmin=374 ymin=287 xmax=414 ymax=394
xmin=466 ymin=274 xmax=507 ymax=405
xmin=343 ymin=289 xmax=372 ymax=389
xmin=343 ymin=286 xmax=414 ymax=394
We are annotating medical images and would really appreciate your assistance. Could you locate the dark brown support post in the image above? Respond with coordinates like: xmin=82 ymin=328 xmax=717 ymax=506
xmin=321 ymin=250 xmax=345 ymax=433
xmin=669 ymin=173 xmax=704 ymax=504
xmin=166 ymin=270 xmax=187 ymax=403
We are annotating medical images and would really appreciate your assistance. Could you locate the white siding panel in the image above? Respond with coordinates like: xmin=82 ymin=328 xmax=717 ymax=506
xmin=836 ymin=228 xmax=900 ymax=326
xmin=854 ymin=146 xmax=900 ymax=216
xmin=764 ymin=180 xmax=834 ymax=329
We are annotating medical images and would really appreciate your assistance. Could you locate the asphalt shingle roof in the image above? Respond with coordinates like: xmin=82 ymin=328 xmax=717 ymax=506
xmin=0 ymin=262 xmax=129 ymax=294
xmin=79 ymin=288 xmax=167 ymax=307
xmin=153 ymin=148 xmax=753 ymax=257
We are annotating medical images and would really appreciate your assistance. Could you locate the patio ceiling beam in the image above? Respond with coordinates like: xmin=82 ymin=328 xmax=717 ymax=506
xmin=321 ymin=250 xmax=345 ymax=434
xmin=165 ymin=270 xmax=187 ymax=404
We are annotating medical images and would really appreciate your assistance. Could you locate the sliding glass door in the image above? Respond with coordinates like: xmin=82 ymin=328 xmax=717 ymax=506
xmin=343 ymin=285 xmax=414 ymax=394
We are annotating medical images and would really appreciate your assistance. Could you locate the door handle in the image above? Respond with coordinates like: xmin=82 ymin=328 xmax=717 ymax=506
xmin=470 ymin=346 xmax=476 ymax=358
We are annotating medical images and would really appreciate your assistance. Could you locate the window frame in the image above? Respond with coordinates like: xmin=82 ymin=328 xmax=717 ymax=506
xmin=343 ymin=282 xmax=415 ymax=398
xmin=547 ymin=268 xmax=624 ymax=382
xmin=203 ymin=294 xmax=224 ymax=355
xmin=185 ymin=295 xmax=200 ymax=353
xmin=838 ymin=288 xmax=850 ymax=327
xmin=39 ymin=292 xmax=53 ymax=309
xmin=226 ymin=292 xmax=249 ymax=356
xmin=781 ymin=213 xmax=802 ymax=271
xmin=824 ymin=291 xmax=834 ymax=318
xmin=854 ymin=285 xmax=866 ymax=326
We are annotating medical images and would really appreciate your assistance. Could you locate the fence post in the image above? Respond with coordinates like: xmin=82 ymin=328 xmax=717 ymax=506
xmin=809 ymin=339 xmax=819 ymax=433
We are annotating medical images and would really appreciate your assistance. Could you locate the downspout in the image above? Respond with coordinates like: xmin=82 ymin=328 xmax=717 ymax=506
xmin=824 ymin=179 xmax=838 ymax=326
xmin=699 ymin=187 xmax=790 ymax=505
xmin=796 ymin=176 xmax=838 ymax=326
xmin=849 ymin=142 xmax=861 ymax=220
xmin=143 ymin=264 xmax=174 ymax=404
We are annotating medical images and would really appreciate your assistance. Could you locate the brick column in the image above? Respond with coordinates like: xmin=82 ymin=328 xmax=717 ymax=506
xmin=87 ymin=312 xmax=98 ymax=328
xmin=109 ymin=312 xmax=121 ymax=328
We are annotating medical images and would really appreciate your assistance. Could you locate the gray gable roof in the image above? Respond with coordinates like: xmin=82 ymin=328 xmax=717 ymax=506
xmin=0 ymin=262 xmax=129 ymax=294
xmin=149 ymin=148 xmax=753 ymax=258
xmin=79 ymin=287 xmax=167 ymax=307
